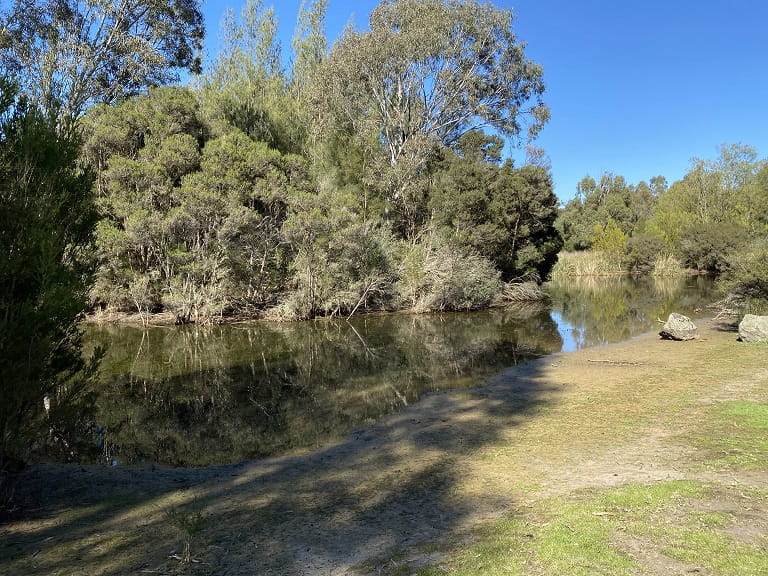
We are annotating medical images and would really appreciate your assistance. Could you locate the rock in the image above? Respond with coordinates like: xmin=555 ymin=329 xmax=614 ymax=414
xmin=738 ymin=314 xmax=768 ymax=342
xmin=660 ymin=313 xmax=698 ymax=341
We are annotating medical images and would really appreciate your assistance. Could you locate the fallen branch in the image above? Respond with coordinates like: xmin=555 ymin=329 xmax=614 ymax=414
xmin=587 ymin=359 xmax=653 ymax=366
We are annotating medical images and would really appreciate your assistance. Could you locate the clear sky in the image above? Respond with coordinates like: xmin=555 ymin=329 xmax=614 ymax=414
xmin=199 ymin=0 xmax=768 ymax=203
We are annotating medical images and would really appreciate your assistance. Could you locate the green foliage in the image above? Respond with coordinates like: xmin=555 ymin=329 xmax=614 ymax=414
xmin=624 ymin=232 xmax=668 ymax=275
xmin=718 ymin=237 xmax=768 ymax=307
xmin=82 ymin=87 xmax=312 ymax=321
xmin=71 ymin=3 xmax=579 ymax=322
xmin=678 ymin=221 xmax=750 ymax=272
xmin=648 ymin=144 xmax=768 ymax=272
xmin=311 ymin=0 xmax=548 ymax=237
xmin=290 ymin=0 xmax=328 ymax=98
xmin=429 ymin=131 xmax=562 ymax=281
xmin=279 ymin=186 xmax=396 ymax=319
xmin=590 ymin=218 xmax=627 ymax=270
xmin=556 ymin=172 xmax=663 ymax=251
xmin=0 ymin=80 xmax=101 ymax=468
xmin=0 ymin=0 xmax=204 ymax=127
xmin=199 ymin=0 xmax=313 ymax=156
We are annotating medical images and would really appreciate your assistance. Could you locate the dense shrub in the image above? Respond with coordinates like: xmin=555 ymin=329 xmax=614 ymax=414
xmin=719 ymin=237 xmax=768 ymax=311
xmin=625 ymin=233 xmax=669 ymax=275
xmin=677 ymin=222 xmax=751 ymax=272
xmin=0 ymin=83 xmax=101 ymax=469
xmin=395 ymin=238 xmax=501 ymax=312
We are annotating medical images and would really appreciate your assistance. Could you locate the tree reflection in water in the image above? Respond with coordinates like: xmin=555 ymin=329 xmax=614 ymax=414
xmin=85 ymin=276 xmax=715 ymax=466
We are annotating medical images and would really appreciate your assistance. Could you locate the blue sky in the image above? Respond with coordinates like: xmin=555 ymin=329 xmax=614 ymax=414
xmin=199 ymin=0 xmax=768 ymax=203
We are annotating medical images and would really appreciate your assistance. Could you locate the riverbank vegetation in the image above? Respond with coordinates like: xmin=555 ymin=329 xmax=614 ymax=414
xmin=554 ymin=145 xmax=768 ymax=309
xmin=0 ymin=0 xmax=561 ymax=469
xmin=78 ymin=0 xmax=561 ymax=323
xmin=1 ymin=0 xmax=767 ymax=472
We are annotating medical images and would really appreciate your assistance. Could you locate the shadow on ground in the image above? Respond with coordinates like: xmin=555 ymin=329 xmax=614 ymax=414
xmin=0 ymin=353 xmax=557 ymax=575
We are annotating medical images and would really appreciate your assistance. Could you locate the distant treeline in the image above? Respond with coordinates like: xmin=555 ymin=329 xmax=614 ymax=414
xmin=554 ymin=145 xmax=768 ymax=306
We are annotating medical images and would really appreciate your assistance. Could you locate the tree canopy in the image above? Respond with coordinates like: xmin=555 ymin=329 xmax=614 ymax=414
xmin=0 ymin=0 xmax=204 ymax=129
xmin=311 ymin=0 xmax=548 ymax=236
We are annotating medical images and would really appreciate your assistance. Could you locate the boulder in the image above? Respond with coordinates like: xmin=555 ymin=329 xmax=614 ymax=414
xmin=738 ymin=314 xmax=768 ymax=342
xmin=660 ymin=313 xmax=698 ymax=341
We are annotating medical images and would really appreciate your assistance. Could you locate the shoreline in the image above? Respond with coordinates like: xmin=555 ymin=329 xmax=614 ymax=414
xmin=2 ymin=318 xmax=765 ymax=576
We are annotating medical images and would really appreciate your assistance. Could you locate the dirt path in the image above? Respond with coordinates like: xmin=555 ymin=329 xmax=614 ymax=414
xmin=1 ymin=319 xmax=766 ymax=575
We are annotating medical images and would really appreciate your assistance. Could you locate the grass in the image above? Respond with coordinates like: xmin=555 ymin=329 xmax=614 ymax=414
xmin=550 ymin=250 xmax=690 ymax=278
xmin=651 ymin=253 xmax=687 ymax=277
xmin=413 ymin=481 xmax=768 ymax=576
xmin=691 ymin=400 xmax=768 ymax=471
xmin=389 ymin=326 xmax=768 ymax=576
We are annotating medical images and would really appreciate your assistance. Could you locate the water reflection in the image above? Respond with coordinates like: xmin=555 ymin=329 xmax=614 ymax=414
xmin=547 ymin=275 xmax=716 ymax=350
xmin=85 ymin=276 xmax=715 ymax=467
xmin=86 ymin=306 xmax=561 ymax=466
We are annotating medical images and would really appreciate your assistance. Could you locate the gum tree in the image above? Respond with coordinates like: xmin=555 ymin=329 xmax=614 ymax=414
xmin=311 ymin=0 xmax=548 ymax=237
xmin=0 ymin=0 xmax=204 ymax=130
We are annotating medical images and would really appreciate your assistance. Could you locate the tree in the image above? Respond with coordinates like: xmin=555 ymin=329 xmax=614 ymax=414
xmin=647 ymin=143 xmax=768 ymax=269
xmin=290 ymin=0 xmax=328 ymax=98
xmin=200 ymin=0 xmax=310 ymax=155
xmin=82 ymin=86 xmax=313 ymax=320
xmin=0 ymin=80 xmax=101 ymax=469
xmin=590 ymin=218 xmax=628 ymax=270
xmin=429 ymin=131 xmax=561 ymax=280
xmin=0 ymin=0 xmax=204 ymax=129
xmin=556 ymin=172 xmax=662 ymax=251
xmin=311 ymin=0 xmax=548 ymax=236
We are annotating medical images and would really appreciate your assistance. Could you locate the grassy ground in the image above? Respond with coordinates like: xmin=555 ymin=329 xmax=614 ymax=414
xmin=1 ymin=319 xmax=766 ymax=575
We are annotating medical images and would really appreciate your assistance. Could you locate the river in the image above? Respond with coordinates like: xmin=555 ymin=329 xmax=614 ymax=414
xmin=84 ymin=275 xmax=717 ymax=467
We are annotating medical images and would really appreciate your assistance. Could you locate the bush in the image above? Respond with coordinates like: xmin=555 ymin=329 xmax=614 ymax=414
xmin=719 ymin=237 xmax=768 ymax=312
xmin=0 ymin=82 xmax=102 ymax=469
xmin=625 ymin=233 xmax=668 ymax=275
xmin=396 ymin=239 xmax=501 ymax=312
xmin=678 ymin=222 xmax=750 ymax=272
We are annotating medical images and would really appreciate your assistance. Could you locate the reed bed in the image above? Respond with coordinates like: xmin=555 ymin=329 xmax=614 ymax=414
xmin=651 ymin=253 xmax=687 ymax=277
xmin=550 ymin=250 xmax=625 ymax=278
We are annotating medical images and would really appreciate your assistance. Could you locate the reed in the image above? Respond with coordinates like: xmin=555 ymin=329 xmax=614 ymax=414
xmin=500 ymin=281 xmax=549 ymax=303
xmin=651 ymin=253 xmax=687 ymax=277
xmin=549 ymin=250 xmax=624 ymax=278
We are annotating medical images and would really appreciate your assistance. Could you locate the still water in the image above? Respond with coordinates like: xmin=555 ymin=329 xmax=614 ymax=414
xmin=86 ymin=276 xmax=716 ymax=467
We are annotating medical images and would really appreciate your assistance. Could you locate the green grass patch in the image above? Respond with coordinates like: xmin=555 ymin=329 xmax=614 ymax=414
xmin=412 ymin=481 xmax=768 ymax=576
xmin=693 ymin=401 xmax=768 ymax=471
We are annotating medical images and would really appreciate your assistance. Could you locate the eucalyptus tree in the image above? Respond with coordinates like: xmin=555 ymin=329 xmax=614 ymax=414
xmin=311 ymin=0 xmax=548 ymax=237
xmin=0 ymin=0 xmax=204 ymax=131
xmin=556 ymin=173 xmax=662 ymax=251
xmin=647 ymin=143 xmax=767 ymax=272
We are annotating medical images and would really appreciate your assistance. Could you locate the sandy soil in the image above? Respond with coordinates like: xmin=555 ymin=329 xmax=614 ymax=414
xmin=1 ymin=318 xmax=766 ymax=575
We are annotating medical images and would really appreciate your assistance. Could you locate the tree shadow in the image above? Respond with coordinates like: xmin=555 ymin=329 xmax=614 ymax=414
xmin=710 ymin=318 xmax=740 ymax=333
xmin=0 ymin=356 xmax=557 ymax=575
